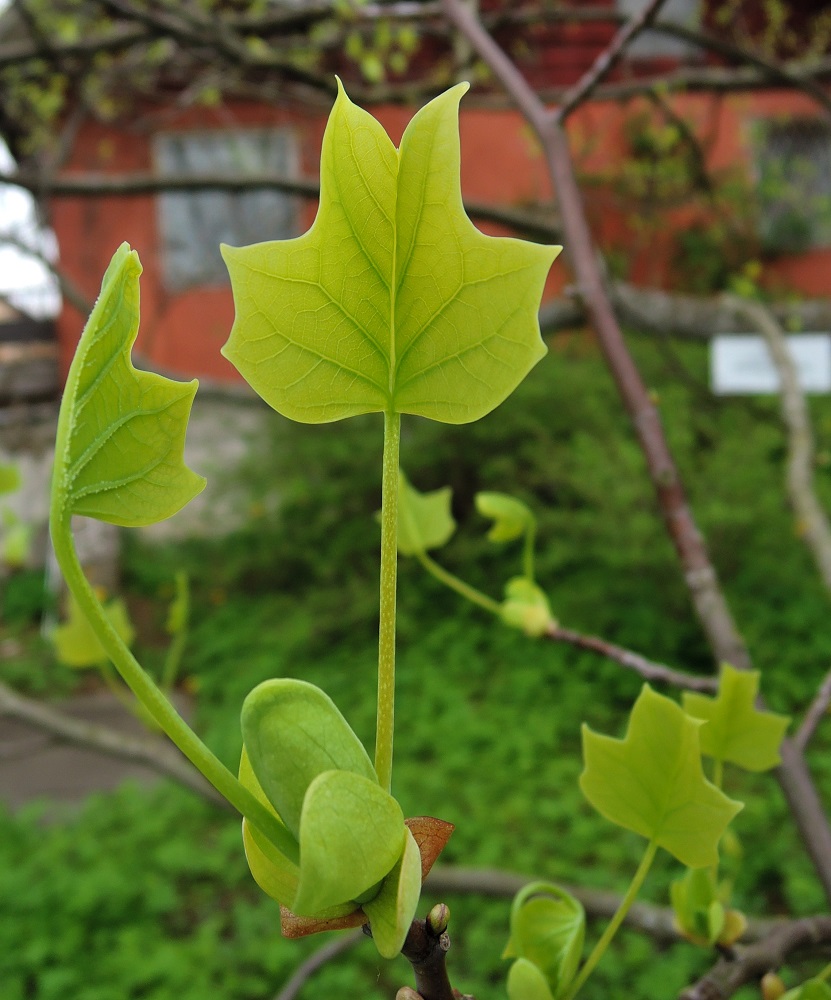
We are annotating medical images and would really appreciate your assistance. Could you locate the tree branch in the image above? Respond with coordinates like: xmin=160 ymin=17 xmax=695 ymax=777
xmin=724 ymin=295 xmax=831 ymax=596
xmin=679 ymin=915 xmax=831 ymax=1000
xmin=556 ymin=0 xmax=671 ymax=123
xmin=441 ymin=0 xmax=831 ymax=905
xmin=545 ymin=624 xmax=718 ymax=692
xmin=273 ymin=928 xmax=365 ymax=1000
xmin=0 ymin=680 xmax=229 ymax=809
xmin=796 ymin=669 xmax=831 ymax=753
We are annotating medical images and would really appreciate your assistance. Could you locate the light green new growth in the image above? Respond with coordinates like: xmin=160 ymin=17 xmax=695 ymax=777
xmin=53 ymin=591 xmax=135 ymax=668
xmin=683 ymin=664 xmax=791 ymax=772
xmin=222 ymin=81 xmax=558 ymax=796
xmin=580 ymin=685 xmax=743 ymax=869
xmin=396 ymin=470 xmax=456 ymax=555
xmin=221 ymin=81 xmax=558 ymax=425
xmin=50 ymin=242 xmax=298 ymax=866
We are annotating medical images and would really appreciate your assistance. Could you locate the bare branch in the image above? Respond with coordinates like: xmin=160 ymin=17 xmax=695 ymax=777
xmin=545 ymin=624 xmax=718 ymax=692
xmin=679 ymin=915 xmax=831 ymax=1000
xmin=273 ymin=928 xmax=365 ymax=1000
xmin=556 ymin=0 xmax=671 ymax=123
xmin=724 ymin=295 xmax=831 ymax=595
xmin=796 ymin=669 xmax=831 ymax=753
xmin=0 ymin=680 xmax=229 ymax=808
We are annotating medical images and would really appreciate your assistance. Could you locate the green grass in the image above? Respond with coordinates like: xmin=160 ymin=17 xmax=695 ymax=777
xmin=1 ymin=330 xmax=831 ymax=998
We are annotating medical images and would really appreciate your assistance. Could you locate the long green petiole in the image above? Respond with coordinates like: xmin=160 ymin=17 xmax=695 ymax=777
xmin=375 ymin=409 xmax=401 ymax=793
xmin=562 ymin=839 xmax=659 ymax=1000
xmin=416 ymin=551 xmax=502 ymax=616
xmin=49 ymin=510 xmax=299 ymax=866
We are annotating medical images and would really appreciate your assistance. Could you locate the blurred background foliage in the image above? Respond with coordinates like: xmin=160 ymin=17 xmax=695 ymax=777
xmin=2 ymin=328 xmax=831 ymax=998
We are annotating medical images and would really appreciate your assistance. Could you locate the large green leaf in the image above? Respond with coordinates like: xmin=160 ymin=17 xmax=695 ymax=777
xmin=222 ymin=82 xmax=558 ymax=425
xmin=362 ymin=826 xmax=422 ymax=958
xmin=53 ymin=243 xmax=205 ymax=527
xmin=241 ymin=678 xmax=376 ymax=838
xmin=294 ymin=769 xmax=405 ymax=915
xmin=397 ymin=470 xmax=455 ymax=555
xmin=580 ymin=686 xmax=743 ymax=868
xmin=683 ymin=664 xmax=790 ymax=772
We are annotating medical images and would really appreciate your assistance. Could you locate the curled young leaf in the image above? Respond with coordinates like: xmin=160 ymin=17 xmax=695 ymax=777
xmin=222 ymin=82 xmax=558 ymax=425
xmin=507 ymin=957 xmax=555 ymax=1000
xmin=670 ymin=866 xmax=725 ymax=946
xmin=396 ymin=471 xmax=456 ymax=555
xmin=362 ymin=826 xmax=423 ymax=959
xmin=504 ymin=881 xmax=584 ymax=999
xmin=580 ymin=686 xmax=743 ymax=868
xmin=53 ymin=591 xmax=135 ymax=668
xmin=52 ymin=243 xmax=205 ymax=528
xmin=500 ymin=577 xmax=555 ymax=637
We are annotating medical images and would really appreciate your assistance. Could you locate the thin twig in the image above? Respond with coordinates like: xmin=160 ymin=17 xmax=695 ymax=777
xmin=272 ymin=928 xmax=364 ymax=1000
xmin=724 ymin=295 xmax=831 ymax=595
xmin=546 ymin=625 xmax=718 ymax=692
xmin=0 ymin=681 xmax=228 ymax=808
xmin=556 ymin=0 xmax=671 ymax=123
xmin=679 ymin=915 xmax=831 ymax=1000
xmin=796 ymin=669 xmax=831 ymax=753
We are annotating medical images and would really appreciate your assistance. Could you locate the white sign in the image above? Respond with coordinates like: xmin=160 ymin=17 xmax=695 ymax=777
xmin=711 ymin=334 xmax=831 ymax=395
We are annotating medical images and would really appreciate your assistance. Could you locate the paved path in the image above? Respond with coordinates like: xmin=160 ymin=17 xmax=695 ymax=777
xmin=0 ymin=689 xmax=195 ymax=814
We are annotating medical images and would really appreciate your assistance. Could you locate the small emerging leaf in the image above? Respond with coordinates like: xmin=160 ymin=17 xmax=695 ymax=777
xmin=683 ymin=664 xmax=790 ymax=772
xmin=580 ymin=686 xmax=743 ymax=868
xmin=362 ymin=826 xmax=422 ymax=958
xmin=783 ymin=981 xmax=831 ymax=1000
xmin=504 ymin=881 xmax=584 ymax=998
xmin=670 ymin=866 xmax=724 ymax=946
xmin=165 ymin=571 xmax=189 ymax=635
xmin=396 ymin=471 xmax=456 ymax=555
xmin=53 ymin=243 xmax=205 ymax=527
xmin=476 ymin=491 xmax=535 ymax=543
xmin=507 ymin=958 xmax=555 ymax=1000
xmin=222 ymin=83 xmax=558 ymax=425
xmin=500 ymin=577 xmax=554 ymax=637
xmin=53 ymin=592 xmax=135 ymax=668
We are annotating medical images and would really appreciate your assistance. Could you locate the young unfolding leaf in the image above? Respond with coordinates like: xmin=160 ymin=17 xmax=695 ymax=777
xmin=580 ymin=686 xmax=743 ymax=868
xmin=503 ymin=881 xmax=585 ymax=999
xmin=240 ymin=678 xmax=418 ymax=939
xmin=396 ymin=471 xmax=456 ymax=555
xmin=53 ymin=591 xmax=135 ymax=668
xmin=670 ymin=866 xmax=725 ymax=946
xmin=476 ymin=492 xmax=535 ymax=543
xmin=782 ymin=981 xmax=831 ymax=1000
xmin=222 ymin=82 xmax=559 ymax=425
xmin=507 ymin=958 xmax=556 ymax=1000
xmin=52 ymin=243 xmax=205 ymax=528
xmin=500 ymin=577 xmax=554 ymax=637
xmin=683 ymin=664 xmax=790 ymax=772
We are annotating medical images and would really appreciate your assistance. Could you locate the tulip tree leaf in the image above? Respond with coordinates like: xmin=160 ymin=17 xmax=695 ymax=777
xmin=507 ymin=958 xmax=555 ymax=1000
xmin=52 ymin=243 xmax=205 ymax=527
xmin=580 ymin=686 xmax=743 ymax=868
xmin=670 ymin=866 xmax=724 ymax=946
xmin=362 ymin=826 xmax=422 ymax=958
xmin=222 ymin=82 xmax=559 ymax=425
xmin=294 ymin=769 xmax=405 ymax=915
xmin=504 ymin=881 xmax=584 ymax=998
xmin=241 ymin=678 xmax=376 ymax=839
xmin=53 ymin=592 xmax=135 ymax=668
xmin=682 ymin=664 xmax=790 ymax=772
xmin=397 ymin=471 xmax=455 ymax=555
xmin=476 ymin=491 xmax=535 ymax=543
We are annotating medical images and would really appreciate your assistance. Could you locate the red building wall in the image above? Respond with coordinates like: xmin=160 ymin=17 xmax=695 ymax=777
xmin=51 ymin=87 xmax=831 ymax=384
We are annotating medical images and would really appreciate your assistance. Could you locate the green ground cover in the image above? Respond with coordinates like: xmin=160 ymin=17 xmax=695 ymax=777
xmin=1 ymin=331 xmax=830 ymax=998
